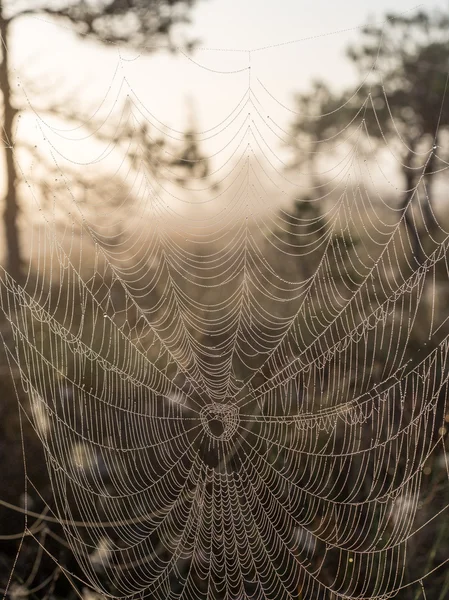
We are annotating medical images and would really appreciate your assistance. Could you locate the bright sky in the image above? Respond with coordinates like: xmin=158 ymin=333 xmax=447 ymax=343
xmin=5 ymin=0 xmax=448 ymax=252
xmin=12 ymin=0 xmax=448 ymax=135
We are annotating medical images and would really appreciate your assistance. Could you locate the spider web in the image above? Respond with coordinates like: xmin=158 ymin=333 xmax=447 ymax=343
xmin=1 ymin=12 xmax=449 ymax=600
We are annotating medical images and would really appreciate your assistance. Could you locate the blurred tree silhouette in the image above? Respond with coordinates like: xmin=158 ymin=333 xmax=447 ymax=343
xmin=289 ymin=81 xmax=346 ymax=192
xmin=171 ymin=129 xmax=210 ymax=183
xmin=290 ymin=9 xmax=449 ymax=264
xmin=283 ymin=11 xmax=449 ymax=598
xmin=0 ymin=0 xmax=201 ymax=281
xmin=347 ymin=9 xmax=449 ymax=263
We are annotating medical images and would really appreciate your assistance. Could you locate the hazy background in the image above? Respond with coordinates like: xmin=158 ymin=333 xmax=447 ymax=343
xmin=1 ymin=1 xmax=449 ymax=599
xmin=12 ymin=0 xmax=448 ymax=137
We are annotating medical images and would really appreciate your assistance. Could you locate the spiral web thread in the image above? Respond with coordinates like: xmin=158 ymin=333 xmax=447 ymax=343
xmin=1 ymin=13 xmax=449 ymax=600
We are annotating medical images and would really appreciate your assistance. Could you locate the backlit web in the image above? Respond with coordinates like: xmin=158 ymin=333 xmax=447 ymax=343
xmin=1 ymin=10 xmax=449 ymax=600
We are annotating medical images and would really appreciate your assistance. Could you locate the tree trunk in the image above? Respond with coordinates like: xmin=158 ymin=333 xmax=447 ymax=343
xmin=422 ymin=143 xmax=438 ymax=237
xmin=400 ymin=146 xmax=422 ymax=266
xmin=0 ymin=7 xmax=22 ymax=281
